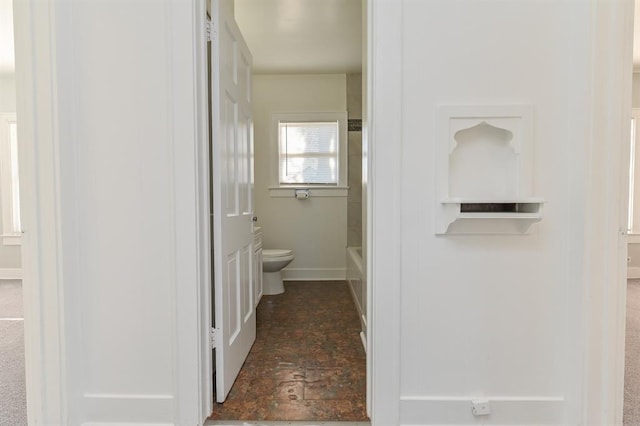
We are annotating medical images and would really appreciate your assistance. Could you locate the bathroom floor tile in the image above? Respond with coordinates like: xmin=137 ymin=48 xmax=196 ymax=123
xmin=210 ymin=281 xmax=367 ymax=422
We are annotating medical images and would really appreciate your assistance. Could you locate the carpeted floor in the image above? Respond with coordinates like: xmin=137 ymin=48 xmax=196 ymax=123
xmin=0 ymin=280 xmax=27 ymax=426
xmin=626 ymin=279 xmax=640 ymax=425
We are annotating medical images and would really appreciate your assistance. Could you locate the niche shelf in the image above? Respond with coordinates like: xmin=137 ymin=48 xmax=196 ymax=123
xmin=435 ymin=105 xmax=543 ymax=235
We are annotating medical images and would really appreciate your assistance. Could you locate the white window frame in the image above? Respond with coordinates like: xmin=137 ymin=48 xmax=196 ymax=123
xmin=0 ymin=113 xmax=21 ymax=245
xmin=269 ymin=111 xmax=348 ymax=197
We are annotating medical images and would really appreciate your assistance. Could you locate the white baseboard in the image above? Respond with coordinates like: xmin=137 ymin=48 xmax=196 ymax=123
xmin=81 ymin=393 xmax=174 ymax=425
xmin=628 ymin=266 xmax=640 ymax=279
xmin=281 ymin=268 xmax=346 ymax=281
xmin=399 ymin=396 xmax=564 ymax=425
xmin=0 ymin=268 xmax=22 ymax=280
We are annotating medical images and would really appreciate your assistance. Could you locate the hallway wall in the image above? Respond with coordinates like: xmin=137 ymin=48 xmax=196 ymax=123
xmin=15 ymin=0 xmax=630 ymax=424
xmin=371 ymin=0 xmax=629 ymax=424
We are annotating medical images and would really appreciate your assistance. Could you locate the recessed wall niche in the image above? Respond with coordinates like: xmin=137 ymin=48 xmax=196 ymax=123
xmin=435 ymin=105 xmax=543 ymax=235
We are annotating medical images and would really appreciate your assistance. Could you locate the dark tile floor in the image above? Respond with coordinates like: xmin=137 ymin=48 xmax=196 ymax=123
xmin=210 ymin=281 xmax=368 ymax=422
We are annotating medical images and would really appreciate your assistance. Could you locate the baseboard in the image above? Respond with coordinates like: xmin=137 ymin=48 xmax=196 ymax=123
xmin=81 ymin=393 xmax=174 ymax=425
xmin=629 ymin=266 xmax=640 ymax=279
xmin=281 ymin=268 xmax=346 ymax=281
xmin=399 ymin=396 xmax=564 ymax=425
xmin=0 ymin=268 xmax=22 ymax=280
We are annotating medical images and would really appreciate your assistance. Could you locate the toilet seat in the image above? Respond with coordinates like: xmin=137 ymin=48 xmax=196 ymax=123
xmin=263 ymin=249 xmax=293 ymax=259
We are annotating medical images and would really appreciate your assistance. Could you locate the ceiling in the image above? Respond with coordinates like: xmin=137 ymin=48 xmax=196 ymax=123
xmin=0 ymin=0 xmax=14 ymax=76
xmin=3 ymin=1 xmax=640 ymax=77
xmin=234 ymin=0 xmax=362 ymax=74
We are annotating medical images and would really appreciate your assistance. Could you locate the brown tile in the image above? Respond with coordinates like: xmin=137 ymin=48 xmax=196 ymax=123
xmin=210 ymin=280 xmax=368 ymax=422
xmin=304 ymin=366 xmax=366 ymax=400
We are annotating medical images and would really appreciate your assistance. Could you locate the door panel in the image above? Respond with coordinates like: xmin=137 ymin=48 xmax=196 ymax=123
xmin=211 ymin=0 xmax=255 ymax=403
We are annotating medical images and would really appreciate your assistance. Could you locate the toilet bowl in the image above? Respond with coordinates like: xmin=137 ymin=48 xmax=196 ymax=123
xmin=262 ymin=249 xmax=294 ymax=295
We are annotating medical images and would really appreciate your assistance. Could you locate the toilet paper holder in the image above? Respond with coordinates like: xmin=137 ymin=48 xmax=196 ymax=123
xmin=294 ymin=189 xmax=309 ymax=200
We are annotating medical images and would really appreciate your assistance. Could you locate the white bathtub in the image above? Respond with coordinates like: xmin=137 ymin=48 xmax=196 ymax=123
xmin=347 ymin=246 xmax=367 ymax=351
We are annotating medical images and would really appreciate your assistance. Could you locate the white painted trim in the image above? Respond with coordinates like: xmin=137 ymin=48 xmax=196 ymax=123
xmin=1 ymin=234 xmax=21 ymax=245
xmin=12 ymin=1 xmax=68 ymax=424
xmin=368 ymin=0 xmax=402 ymax=424
xmin=628 ymin=266 xmax=640 ymax=279
xmin=82 ymin=393 xmax=174 ymax=424
xmin=206 ymin=422 xmax=371 ymax=426
xmin=169 ymin=0 xmax=209 ymax=424
xmin=582 ymin=0 xmax=635 ymax=424
xmin=82 ymin=424 xmax=173 ymax=426
xmin=399 ymin=397 xmax=564 ymax=425
xmin=628 ymin=233 xmax=640 ymax=244
xmin=281 ymin=268 xmax=346 ymax=281
xmin=0 ymin=268 xmax=22 ymax=280
xmin=193 ymin=0 xmax=214 ymax=422
xmin=268 ymin=187 xmax=349 ymax=197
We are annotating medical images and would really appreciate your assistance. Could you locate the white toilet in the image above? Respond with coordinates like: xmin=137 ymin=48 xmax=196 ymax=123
xmin=262 ymin=249 xmax=294 ymax=295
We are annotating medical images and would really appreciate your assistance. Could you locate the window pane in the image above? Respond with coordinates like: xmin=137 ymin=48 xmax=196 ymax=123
xmin=279 ymin=121 xmax=339 ymax=184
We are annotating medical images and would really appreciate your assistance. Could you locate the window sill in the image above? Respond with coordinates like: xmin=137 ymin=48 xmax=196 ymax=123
xmin=2 ymin=234 xmax=22 ymax=246
xmin=268 ymin=186 xmax=349 ymax=198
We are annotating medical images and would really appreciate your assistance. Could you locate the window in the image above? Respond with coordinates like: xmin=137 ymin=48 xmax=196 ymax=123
xmin=270 ymin=112 xmax=348 ymax=197
xmin=0 ymin=114 xmax=21 ymax=245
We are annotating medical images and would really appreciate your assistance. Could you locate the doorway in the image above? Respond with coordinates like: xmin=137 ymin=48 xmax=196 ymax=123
xmin=205 ymin=0 xmax=370 ymax=423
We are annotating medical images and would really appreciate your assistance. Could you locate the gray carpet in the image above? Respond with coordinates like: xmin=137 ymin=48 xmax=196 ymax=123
xmin=0 ymin=280 xmax=27 ymax=426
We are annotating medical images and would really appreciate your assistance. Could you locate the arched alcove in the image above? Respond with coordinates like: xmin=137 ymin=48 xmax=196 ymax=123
xmin=449 ymin=121 xmax=517 ymax=199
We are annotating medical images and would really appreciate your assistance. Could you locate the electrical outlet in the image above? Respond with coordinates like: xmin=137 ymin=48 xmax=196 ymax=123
xmin=471 ymin=399 xmax=491 ymax=416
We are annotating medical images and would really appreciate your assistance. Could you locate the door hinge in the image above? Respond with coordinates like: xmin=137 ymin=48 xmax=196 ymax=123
xmin=206 ymin=18 xmax=214 ymax=43
xmin=210 ymin=328 xmax=218 ymax=348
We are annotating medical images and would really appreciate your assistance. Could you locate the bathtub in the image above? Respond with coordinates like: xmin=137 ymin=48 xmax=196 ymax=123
xmin=346 ymin=246 xmax=367 ymax=351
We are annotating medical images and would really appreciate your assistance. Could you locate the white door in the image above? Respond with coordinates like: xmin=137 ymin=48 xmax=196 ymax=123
xmin=211 ymin=0 xmax=255 ymax=403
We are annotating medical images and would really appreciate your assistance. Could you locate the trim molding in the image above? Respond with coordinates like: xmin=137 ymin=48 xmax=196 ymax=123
xmin=168 ymin=0 xmax=209 ymax=424
xmin=628 ymin=266 xmax=640 ymax=279
xmin=583 ymin=0 xmax=635 ymax=424
xmin=82 ymin=393 xmax=174 ymax=424
xmin=0 ymin=268 xmax=22 ymax=280
xmin=282 ymin=268 xmax=346 ymax=281
xmin=268 ymin=187 xmax=349 ymax=198
xmin=13 ymin=1 xmax=68 ymax=424
xmin=369 ymin=0 xmax=403 ymax=424
xmin=399 ymin=396 xmax=564 ymax=425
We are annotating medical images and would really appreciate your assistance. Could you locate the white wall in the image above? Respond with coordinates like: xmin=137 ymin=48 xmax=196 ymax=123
xmin=371 ymin=0 xmax=627 ymax=424
xmin=14 ymin=0 xmax=205 ymax=424
xmin=399 ymin=2 xmax=572 ymax=421
xmin=253 ymin=74 xmax=348 ymax=280
xmin=0 ymin=76 xmax=21 ymax=273
xmin=15 ymin=0 xmax=631 ymax=425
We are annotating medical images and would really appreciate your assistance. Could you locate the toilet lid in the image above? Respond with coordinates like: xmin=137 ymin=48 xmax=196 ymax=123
xmin=263 ymin=249 xmax=293 ymax=258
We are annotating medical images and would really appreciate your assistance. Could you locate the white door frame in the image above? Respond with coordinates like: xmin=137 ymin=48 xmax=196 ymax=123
xmin=366 ymin=0 xmax=401 ymax=424
xmin=582 ymin=0 xmax=635 ymax=424
xmin=12 ymin=1 xmax=68 ymax=423
xmin=12 ymin=0 xmax=635 ymax=425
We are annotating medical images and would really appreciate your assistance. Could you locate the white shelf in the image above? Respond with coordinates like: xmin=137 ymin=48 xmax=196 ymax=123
xmin=437 ymin=199 xmax=544 ymax=235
